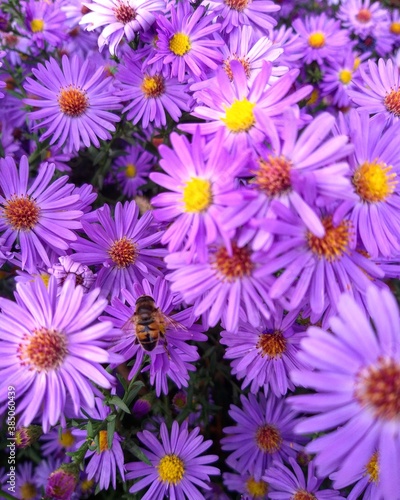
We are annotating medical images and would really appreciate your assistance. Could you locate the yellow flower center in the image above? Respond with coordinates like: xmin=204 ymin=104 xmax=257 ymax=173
xmin=81 ymin=479 xmax=94 ymax=492
xmin=20 ymin=483 xmax=37 ymax=500
xmin=365 ymin=452 xmax=379 ymax=483
xmin=98 ymin=430 xmax=109 ymax=452
xmin=141 ymin=74 xmax=165 ymax=98
xmin=169 ymin=33 xmax=191 ymax=56
xmin=307 ymin=88 xmax=319 ymax=105
xmin=339 ymin=69 xmax=352 ymax=85
xmin=222 ymin=98 xmax=256 ymax=133
xmin=353 ymin=161 xmax=397 ymax=203
xmin=308 ymin=32 xmax=325 ymax=48
xmin=157 ymin=454 xmax=185 ymax=484
xmin=246 ymin=477 xmax=269 ymax=497
xmin=307 ymin=217 xmax=351 ymax=262
xmin=59 ymin=429 xmax=75 ymax=448
xmin=390 ymin=22 xmax=400 ymax=35
xmin=40 ymin=273 xmax=50 ymax=287
xmin=30 ymin=19 xmax=44 ymax=32
xmin=125 ymin=163 xmax=136 ymax=178
xmin=182 ymin=178 xmax=212 ymax=213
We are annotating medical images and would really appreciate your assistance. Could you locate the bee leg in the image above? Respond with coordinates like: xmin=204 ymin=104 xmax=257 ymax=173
xmin=162 ymin=336 xmax=171 ymax=359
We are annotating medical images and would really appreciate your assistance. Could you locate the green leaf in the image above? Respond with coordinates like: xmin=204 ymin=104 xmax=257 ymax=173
xmin=124 ymin=441 xmax=151 ymax=465
xmin=107 ymin=418 xmax=116 ymax=450
xmin=109 ymin=395 xmax=131 ymax=414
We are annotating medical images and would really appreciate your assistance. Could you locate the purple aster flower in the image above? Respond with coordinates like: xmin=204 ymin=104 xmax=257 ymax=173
xmin=254 ymin=201 xmax=385 ymax=322
xmin=126 ymin=420 xmax=219 ymax=499
xmin=80 ymin=0 xmax=164 ymax=55
xmin=41 ymin=425 xmax=86 ymax=460
xmin=0 ymin=277 xmax=120 ymax=432
xmin=117 ymin=53 xmax=191 ymax=128
xmin=292 ymin=14 xmax=349 ymax=65
xmin=84 ymin=398 xmax=125 ymax=491
xmin=221 ymin=108 xmax=354 ymax=250
xmin=104 ymin=277 xmax=206 ymax=395
xmin=334 ymin=110 xmax=400 ymax=257
xmin=221 ymin=393 xmax=304 ymax=481
xmin=16 ymin=462 xmax=40 ymax=500
xmin=347 ymin=58 xmax=400 ymax=126
xmin=22 ymin=0 xmax=67 ymax=49
xmin=344 ymin=451 xmax=380 ymax=499
xmin=112 ymin=144 xmax=155 ymax=198
xmin=71 ymin=201 xmax=165 ymax=299
xmin=338 ymin=0 xmax=389 ymax=38
xmin=35 ymin=457 xmax=63 ymax=489
xmin=0 ymin=156 xmax=82 ymax=272
xmin=264 ymin=458 xmax=344 ymax=499
xmin=46 ymin=463 xmax=79 ymax=500
xmin=223 ymin=470 xmax=269 ymax=499
xmin=39 ymin=146 xmax=73 ymax=173
xmin=182 ymin=61 xmax=311 ymax=154
xmin=289 ymin=286 xmax=400 ymax=499
xmin=48 ymin=255 xmax=96 ymax=295
xmin=148 ymin=4 xmax=224 ymax=83
xmin=24 ymin=55 xmax=121 ymax=153
xmin=150 ymin=129 xmax=250 ymax=259
xmin=220 ymin=307 xmax=308 ymax=396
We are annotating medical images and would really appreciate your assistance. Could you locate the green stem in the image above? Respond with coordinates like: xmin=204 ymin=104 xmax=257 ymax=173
xmin=0 ymin=490 xmax=19 ymax=500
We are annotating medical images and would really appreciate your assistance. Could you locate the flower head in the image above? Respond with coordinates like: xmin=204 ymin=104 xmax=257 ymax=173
xmin=113 ymin=144 xmax=155 ymax=198
xmin=23 ymin=0 xmax=67 ymax=49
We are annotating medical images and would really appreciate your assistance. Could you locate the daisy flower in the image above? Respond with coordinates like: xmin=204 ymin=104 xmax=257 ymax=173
xmin=15 ymin=462 xmax=40 ymax=500
xmin=126 ymin=420 xmax=219 ymax=500
xmin=41 ymin=425 xmax=86 ymax=460
xmin=221 ymin=393 xmax=303 ymax=481
xmin=223 ymin=470 xmax=269 ymax=499
xmin=347 ymin=58 xmax=400 ymax=126
xmin=0 ymin=277 xmax=119 ymax=432
xmin=80 ymin=0 xmax=164 ymax=55
xmin=24 ymin=55 xmax=121 ymax=153
xmin=148 ymin=4 xmax=224 ymax=82
xmin=338 ymin=0 xmax=389 ymax=38
xmin=22 ymin=0 xmax=67 ymax=49
xmin=292 ymin=14 xmax=349 ymax=65
xmin=104 ymin=277 xmax=206 ymax=396
xmin=71 ymin=201 xmax=165 ymax=299
xmin=112 ymin=144 xmax=155 ymax=198
xmin=0 ymin=156 xmax=83 ymax=272
xmin=289 ymin=286 xmax=400 ymax=499
xmin=117 ymin=54 xmax=191 ymax=128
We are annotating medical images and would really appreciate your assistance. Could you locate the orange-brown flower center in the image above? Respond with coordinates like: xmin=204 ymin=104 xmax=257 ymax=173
xmin=255 ymin=424 xmax=282 ymax=453
xmin=114 ymin=1 xmax=136 ymax=24
xmin=223 ymin=55 xmax=251 ymax=81
xmin=141 ymin=74 xmax=165 ymax=98
xmin=384 ymin=88 xmax=400 ymax=117
xmin=365 ymin=451 xmax=379 ymax=483
xmin=4 ymin=195 xmax=40 ymax=231
xmin=254 ymin=155 xmax=292 ymax=197
xmin=225 ymin=0 xmax=249 ymax=11
xmin=355 ymin=357 xmax=400 ymax=421
xmin=214 ymin=244 xmax=253 ymax=281
xmin=58 ymin=86 xmax=88 ymax=117
xmin=356 ymin=8 xmax=372 ymax=23
xmin=292 ymin=491 xmax=317 ymax=500
xmin=307 ymin=216 xmax=351 ymax=261
xmin=257 ymin=330 xmax=287 ymax=358
xmin=18 ymin=327 xmax=68 ymax=372
xmin=108 ymin=237 xmax=137 ymax=268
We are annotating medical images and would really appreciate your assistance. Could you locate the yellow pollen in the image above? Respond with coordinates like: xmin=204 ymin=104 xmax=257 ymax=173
xmin=293 ymin=491 xmax=317 ymax=500
xmin=384 ymin=88 xmax=400 ymax=117
xmin=307 ymin=216 xmax=351 ymax=261
xmin=30 ymin=19 xmax=44 ymax=32
xmin=169 ymin=33 xmax=191 ymax=56
xmin=308 ymin=32 xmax=325 ymax=48
xmin=353 ymin=57 xmax=361 ymax=70
xmin=339 ymin=69 xmax=352 ymax=85
xmin=182 ymin=178 xmax=212 ymax=213
xmin=390 ymin=22 xmax=400 ymax=35
xmin=58 ymin=86 xmax=88 ymax=117
xmin=59 ymin=429 xmax=75 ymax=448
xmin=356 ymin=8 xmax=372 ymax=23
xmin=108 ymin=237 xmax=137 ymax=268
xmin=20 ymin=483 xmax=37 ymax=500
xmin=246 ymin=477 xmax=269 ymax=497
xmin=40 ymin=273 xmax=50 ymax=288
xmin=254 ymin=155 xmax=292 ymax=197
xmin=307 ymin=88 xmax=319 ymax=105
xmin=214 ymin=243 xmax=253 ymax=281
xmin=257 ymin=330 xmax=287 ymax=359
xmin=114 ymin=1 xmax=136 ymax=24
xmin=365 ymin=452 xmax=379 ymax=483
xmin=223 ymin=55 xmax=251 ymax=81
xmin=125 ymin=163 xmax=136 ymax=178
xmin=141 ymin=74 xmax=165 ymax=98
xmin=255 ymin=424 xmax=282 ymax=453
xmin=4 ymin=195 xmax=40 ymax=231
xmin=355 ymin=357 xmax=400 ymax=421
xmin=222 ymin=98 xmax=256 ymax=133
xmin=81 ymin=479 xmax=94 ymax=492
xmin=18 ymin=327 xmax=68 ymax=373
xmin=225 ymin=0 xmax=249 ymax=11
xmin=353 ymin=161 xmax=397 ymax=203
xmin=98 ymin=430 xmax=109 ymax=452
xmin=157 ymin=454 xmax=185 ymax=484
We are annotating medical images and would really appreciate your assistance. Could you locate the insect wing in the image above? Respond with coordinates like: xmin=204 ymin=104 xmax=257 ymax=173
xmin=161 ymin=312 xmax=188 ymax=332
xmin=121 ymin=314 xmax=137 ymax=336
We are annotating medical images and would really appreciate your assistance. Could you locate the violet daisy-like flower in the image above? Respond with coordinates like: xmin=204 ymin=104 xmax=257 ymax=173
xmin=24 ymin=55 xmax=121 ymax=153
xmin=292 ymin=14 xmax=349 ymax=65
xmin=126 ymin=420 xmax=219 ymax=499
xmin=220 ymin=307 xmax=307 ymax=396
xmin=289 ymin=286 xmax=400 ymax=499
xmin=334 ymin=110 xmax=400 ymax=257
xmin=223 ymin=470 xmax=269 ymax=499
xmin=15 ymin=462 xmax=40 ymax=500
xmin=105 ymin=277 xmax=206 ymax=396
xmin=0 ymin=277 xmax=120 ymax=432
xmin=71 ymin=201 xmax=165 ymax=299
xmin=41 ymin=425 xmax=86 ymax=460
xmin=221 ymin=393 xmax=303 ymax=481
xmin=0 ymin=156 xmax=82 ymax=272
xmin=338 ymin=0 xmax=389 ymax=38
xmin=80 ymin=0 xmax=164 ymax=55
xmin=264 ymin=458 xmax=344 ymax=499
xmin=347 ymin=58 xmax=400 ymax=126
xmin=148 ymin=4 xmax=224 ymax=82
xmin=117 ymin=54 xmax=191 ymax=128
xmin=113 ymin=144 xmax=155 ymax=198
xmin=23 ymin=0 xmax=67 ymax=49
xmin=182 ymin=61 xmax=311 ymax=154
xmin=150 ymin=129 xmax=250 ymax=259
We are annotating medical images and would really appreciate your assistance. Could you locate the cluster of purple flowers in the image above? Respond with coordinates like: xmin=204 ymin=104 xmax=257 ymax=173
xmin=1 ymin=0 xmax=400 ymax=498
